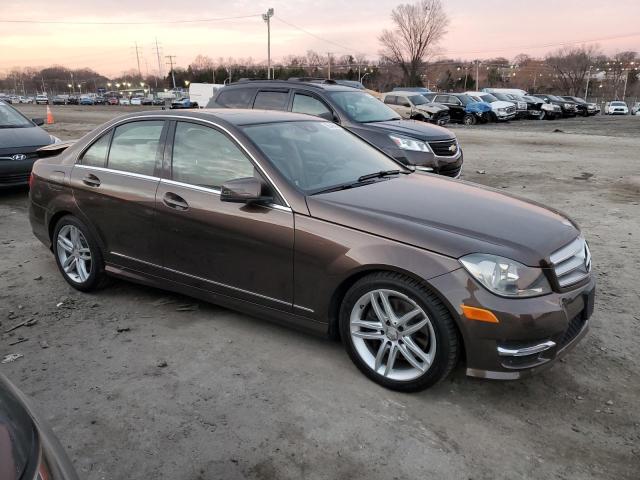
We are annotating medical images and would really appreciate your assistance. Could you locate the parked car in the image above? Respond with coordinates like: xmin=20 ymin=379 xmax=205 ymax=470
xmin=604 ymin=101 xmax=629 ymax=115
xmin=119 ymin=97 xmax=131 ymax=106
xmin=520 ymin=95 xmax=560 ymax=120
xmin=18 ymin=96 xmax=31 ymax=103
xmin=631 ymin=102 xmax=640 ymax=115
xmin=535 ymin=94 xmax=578 ymax=117
xmin=0 ymin=100 xmax=60 ymax=188
xmin=464 ymin=91 xmax=516 ymax=121
xmin=382 ymin=91 xmax=450 ymax=125
xmin=106 ymin=96 xmax=119 ymax=105
xmin=207 ymin=80 xmax=463 ymax=177
xmin=35 ymin=94 xmax=49 ymax=105
xmin=491 ymin=92 xmax=528 ymax=119
xmin=29 ymin=109 xmax=595 ymax=392
xmin=171 ymin=97 xmax=198 ymax=108
xmin=79 ymin=96 xmax=94 ymax=105
xmin=560 ymin=96 xmax=596 ymax=117
xmin=52 ymin=94 xmax=68 ymax=105
xmin=152 ymin=97 xmax=165 ymax=106
xmin=67 ymin=95 xmax=79 ymax=105
xmin=130 ymin=97 xmax=143 ymax=106
xmin=94 ymin=96 xmax=107 ymax=105
xmin=424 ymin=93 xmax=492 ymax=125
xmin=141 ymin=97 xmax=154 ymax=105
xmin=0 ymin=373 xmax=80 ymax=480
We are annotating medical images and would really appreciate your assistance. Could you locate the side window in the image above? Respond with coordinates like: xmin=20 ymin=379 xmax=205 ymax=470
xmin=383 ymin=95 xmax=396 ymax=105
xmin=171 ymin=122 xmax=255 ymax=189
xmin=80 ymin=131 xmax=111 ymax=167
xmin=253 ymin=91 xmax=289 ymax=111
xmin=107 ymin=121 xmax=164 ymax=176
xmin=398 ymin=97 xmax=411 ymax=107
xmin=291 ymin=94 xmax=332 ymax=117
xmin=216 ymin=88 xmax=257 ymax=108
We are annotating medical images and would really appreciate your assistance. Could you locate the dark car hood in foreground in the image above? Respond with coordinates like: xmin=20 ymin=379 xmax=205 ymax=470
xmin=0 ymin=126 xmax=52 ymax=154
xmin=363 ymin=119 xmax=454 ymax=141
xmin=306 ymin=174 xmax=579 ymax=266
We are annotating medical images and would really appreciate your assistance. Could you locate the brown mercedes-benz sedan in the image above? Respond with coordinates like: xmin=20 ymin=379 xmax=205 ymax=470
xmin=28 ymin=109 xmax=595 ymax=392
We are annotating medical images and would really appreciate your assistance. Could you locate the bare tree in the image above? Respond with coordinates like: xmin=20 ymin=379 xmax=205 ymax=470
xmin=545 ymin=45 xmax=602 ymax=95
xmin=378 ymin=0 xmax=449 ymax=86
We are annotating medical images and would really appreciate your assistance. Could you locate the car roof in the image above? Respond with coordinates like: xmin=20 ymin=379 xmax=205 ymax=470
xmin=224 ymin=79 xmax=354 ymax=92
xmin=115 ymin=108 xmax=325 ymax=126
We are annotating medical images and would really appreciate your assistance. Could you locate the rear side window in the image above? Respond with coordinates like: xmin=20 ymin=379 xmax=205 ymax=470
xmin=291 ymin=94 xmax=332 ymax=117
xmin=216 ymin=88 xmax=257 ymax=108
xmin=383 ymin=95 xmax=396 ymax=105
xmin=253 ymin=91 xmax=289 ymax=111
xmin=107 ymin=121 xmax=164 ymax=176
xmin=171 ymin=122 xmax=255 ymax=189
xmin=80 ymin=132 xmax=111 ymax=167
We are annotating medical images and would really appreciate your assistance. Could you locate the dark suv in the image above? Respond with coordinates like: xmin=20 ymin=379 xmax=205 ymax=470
xmin=207 ymin=80 xmax=463 ymax=178
xmin=535 ymin=94 xmax=578 ymax=117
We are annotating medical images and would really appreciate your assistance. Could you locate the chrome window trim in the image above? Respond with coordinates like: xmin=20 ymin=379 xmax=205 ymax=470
xmin=294 ymin=304 xmax=315 ymax=313
xmin=159 ymin=178 xmax=292 ymax=213
xmin=111 ymin=251 xmax=291 ymax=307
xmin=74 ymin=114 xmax=292 ymax=209
xmin=74 ymin=164 xmax=159 ymax=182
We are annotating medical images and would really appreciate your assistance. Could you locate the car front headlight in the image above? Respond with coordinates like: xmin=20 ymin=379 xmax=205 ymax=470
xmin=389 ymin=134 xmax=431 ymax=152
xmin=563 ymin=103 xmax=572 ymax=108
xmin=460 ymin=253 xmax=552 ymax=298
xmin=49 ymin=135 xmax=61 ymax=144
xmin=498 ymin=108 xmax=506 ymax=113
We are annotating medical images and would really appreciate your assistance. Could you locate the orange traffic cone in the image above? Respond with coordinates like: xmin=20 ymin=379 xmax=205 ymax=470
xmin=46 ymin=105 xmax=54 ymax=124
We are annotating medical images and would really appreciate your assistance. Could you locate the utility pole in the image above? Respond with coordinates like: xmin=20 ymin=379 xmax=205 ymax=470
xmin=166 ymin=55 xmax=177 ymax=90
xmin=622 ymin=69 xmax=629 ymax=101
xmin=262 ymin=8 xmax=274 ymax=79
xmin=134 ymin=42 xmax=142 ymax=79
xmin=154 ymin=38 xmax=163 ymax=83
xmin=584 ymin=65 xmax=593 ymax=100
xmin=475 ymin=60 xmax=480 ymax=90
xmin=327 ymin=52 xmax=333 ymax=79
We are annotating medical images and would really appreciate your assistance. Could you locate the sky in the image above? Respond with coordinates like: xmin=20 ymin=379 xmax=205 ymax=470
xmin=1 ymin=0 xmax=639 ymax=77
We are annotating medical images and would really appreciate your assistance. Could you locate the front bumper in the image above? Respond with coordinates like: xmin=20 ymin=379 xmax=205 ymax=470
xmin=494 ymin=111 xmax=516 ymax=121
xmin=385 ymin=145 xmax=463 ymax=179
xmin=429 ymin=268 xmax=595 ymax=380
xmin=0 ymin=157 xmax=37 ymax=188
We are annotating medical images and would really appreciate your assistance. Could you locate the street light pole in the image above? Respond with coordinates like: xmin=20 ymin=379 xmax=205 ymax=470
xmin=262 ymin=8 xmax=274 ymax=79
xmin=622 ymin=69 xmax=629 ymax=101
xmin=475 ymin=60 xmax=480 ymax=90
xmin=360 ymin=72 xmax=371 ymax=84
xmin=584 ymin=65 xmax=592 ymax=100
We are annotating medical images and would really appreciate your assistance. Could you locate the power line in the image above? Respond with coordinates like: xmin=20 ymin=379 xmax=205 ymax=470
xmin=0 ymin=14 xmax=262 ymax=25
xmin=274 ymin=17 xmax=360 ymax=54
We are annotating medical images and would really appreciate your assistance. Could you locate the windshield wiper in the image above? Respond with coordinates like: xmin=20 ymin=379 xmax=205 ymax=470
xmin=357 ymin=170 xmax=401 ymax=182
xmin=365 ymin=117 xmax=402 ymax=123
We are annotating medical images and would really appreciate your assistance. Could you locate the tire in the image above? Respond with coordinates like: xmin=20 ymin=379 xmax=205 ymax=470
xmin=463 ymin=114 xmax=477 ymax=126
xmin=339 ymin=272 xmax=459 ymax=392
xmin=53 ymin=215 xmax=108 ymax=292
xmin=538 ymin=111 xmax=546 ymax=120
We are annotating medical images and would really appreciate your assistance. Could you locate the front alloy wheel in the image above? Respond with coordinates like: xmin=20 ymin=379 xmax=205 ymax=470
xmin=56 ymin=225 xmax=92 ymax=283
xmin=340 ymin=272 xmax=459 ymax=392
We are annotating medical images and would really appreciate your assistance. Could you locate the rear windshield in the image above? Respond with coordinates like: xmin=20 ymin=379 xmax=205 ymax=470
xmin=0 ymin=103 xmax=33 ymax=128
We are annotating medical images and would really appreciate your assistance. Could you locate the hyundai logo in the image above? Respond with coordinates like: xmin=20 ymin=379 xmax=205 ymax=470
xmin=11 ymin=154 xmax=27 ymax=161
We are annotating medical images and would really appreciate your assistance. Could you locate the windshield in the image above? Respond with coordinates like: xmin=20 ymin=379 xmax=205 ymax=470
xmin=408 ymin=95 xmax=428 ymax=105
xmin=478 ymin=93 xmax=498 ymax=103
xmin=611 ymin=101 xmax=626 ymax=106
xmin=492 ymin=93 xmax=510 ymax=101
xmin=242 ymin=121 xmax=404 ymax=194
xmin=548 ymin=95 xmax=563 ymax=101
xmin=455 ymin=94 xmax=474 ymax=105
xmin=328 ymin=91 xmax=401 ymax=122
xmin=0 ymin=103 xmax=33 ymax=128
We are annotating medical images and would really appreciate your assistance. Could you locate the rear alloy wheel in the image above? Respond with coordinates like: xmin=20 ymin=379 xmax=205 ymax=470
xmin=340 ymin=273 xmax=458 ymax=392
xmin=463 ymin=114 xmax=477 ymax=126
xmin=53 ymin=216 xmax=108 ymax=291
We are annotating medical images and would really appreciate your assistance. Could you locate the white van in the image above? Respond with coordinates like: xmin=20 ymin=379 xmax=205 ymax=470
xmin=188 ymin=83 xmax=225 ymax=108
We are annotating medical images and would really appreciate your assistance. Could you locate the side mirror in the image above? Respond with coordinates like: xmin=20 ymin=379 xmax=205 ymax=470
xmin=32 ymin=118 xmax=45 ymax=126
xmin=220 ymin=177 xmax=272 ymax=204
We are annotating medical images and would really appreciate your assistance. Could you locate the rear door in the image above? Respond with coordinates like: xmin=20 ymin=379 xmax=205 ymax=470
xmin=155 ymin=120 xmax=294 ymax=311
xmin=70 ymin=119 xmax=167 ymax=274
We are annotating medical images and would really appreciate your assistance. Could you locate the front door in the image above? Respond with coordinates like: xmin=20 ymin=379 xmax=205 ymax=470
xmin=155 ymin=120 xmax=294 ymax=311
xmin=435 ymin=95 xmax=463 ymax=122
xmin=70 ymin=120 xmax=166 ymax=273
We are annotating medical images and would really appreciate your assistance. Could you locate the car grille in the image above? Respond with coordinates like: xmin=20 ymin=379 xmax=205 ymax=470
xmin=558 ymin=314 xmax=586 ymax=349
xmin=0 ymin=152 xmax=38 ymax=161
xmin=549 ymin=236 xmax=591 ymax=288
xmin=506 ymin=106 xmax=516 ymax=114
xmin=428 ymin=139 xmax=458 ymax=157
xmin=438 ymin=164 xmax=462 ymax=178
xmin=0 ymin=172 xmax=30 ymax=185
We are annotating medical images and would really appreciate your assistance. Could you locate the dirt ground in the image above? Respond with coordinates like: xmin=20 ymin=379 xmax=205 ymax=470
xmin=1 ymin=105 xmax=639 ymax=479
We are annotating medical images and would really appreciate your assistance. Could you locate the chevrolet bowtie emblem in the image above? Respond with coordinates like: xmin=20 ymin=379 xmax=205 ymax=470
xmin=448 ymin=144 xmax=457 ymax=153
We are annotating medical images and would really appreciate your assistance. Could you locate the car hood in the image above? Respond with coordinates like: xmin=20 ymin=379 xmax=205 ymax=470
xmin=362 ymin=119 xmax=454 ymax=141
xmin=488 ymin=100 xmax=515 ymax=109
xmin=0 ymin=126 xmax=52 ymax=153
xmin=415 ymin=103 xmax=449 ymax=114
xmin=465 ymin=102 xmax=492 ymax=113
xmin=306 ymin=174 xmax=579 ymax=266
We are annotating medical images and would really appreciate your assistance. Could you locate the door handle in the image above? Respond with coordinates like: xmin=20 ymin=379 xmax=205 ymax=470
xmin=163 ymin=192 xmax=189 ymax=211
xmin=82 ymin=173 xmax=101 ymax=187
